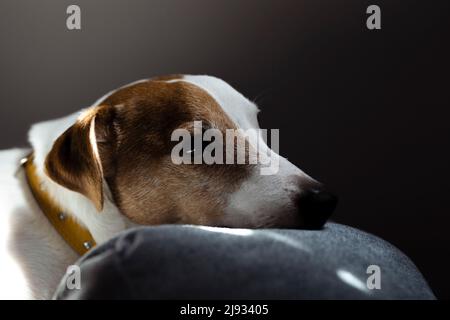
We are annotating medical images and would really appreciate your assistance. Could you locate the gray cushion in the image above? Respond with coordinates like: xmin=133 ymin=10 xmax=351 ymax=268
xmin=53 ymin=223 xmax=435 ymax=299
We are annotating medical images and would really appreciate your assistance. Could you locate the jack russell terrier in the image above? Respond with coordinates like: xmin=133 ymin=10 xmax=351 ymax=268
xmin=0 ymin=75 xmax=337 ymax=299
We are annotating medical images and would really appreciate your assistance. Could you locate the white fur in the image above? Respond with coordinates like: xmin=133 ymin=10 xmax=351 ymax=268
xmin=0 ymin=148 xmax=79 ymax=299
xmin=1 ymin=89 xmax=134 ymax=299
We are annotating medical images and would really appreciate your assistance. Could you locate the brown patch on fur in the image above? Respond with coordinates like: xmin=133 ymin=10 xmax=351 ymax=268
xmin=98 ymin=79 xmax=252 ymax=225
xmin=47 ymin=77 xmax=252 ymax=225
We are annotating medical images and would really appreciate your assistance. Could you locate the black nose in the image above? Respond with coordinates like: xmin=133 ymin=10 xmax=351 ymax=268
xmin=298 ymin=189 xmax=338 ymax=229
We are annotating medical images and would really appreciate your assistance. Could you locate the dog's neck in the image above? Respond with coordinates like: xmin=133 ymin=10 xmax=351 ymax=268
xmin=27 ymin=111 xmax=132 ymax=245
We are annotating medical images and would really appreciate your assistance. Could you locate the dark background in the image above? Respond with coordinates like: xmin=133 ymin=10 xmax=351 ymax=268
xmin=0 ymin=0 xmax=449 ymax=298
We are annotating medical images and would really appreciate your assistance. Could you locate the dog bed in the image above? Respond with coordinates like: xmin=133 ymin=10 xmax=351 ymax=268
xmin=53 ymin=223 xmax=435 ymax=299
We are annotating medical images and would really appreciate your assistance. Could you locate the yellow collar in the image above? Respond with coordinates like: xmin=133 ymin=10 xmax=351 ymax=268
xmin=22 ymin=154 xmax=96 ymax=256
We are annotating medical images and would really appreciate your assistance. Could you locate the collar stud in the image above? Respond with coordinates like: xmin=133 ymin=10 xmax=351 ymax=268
xmin=20 ymin=157 xmax=29 ymax=166
xmin=83 ymin=241 xmax=93 ymax=250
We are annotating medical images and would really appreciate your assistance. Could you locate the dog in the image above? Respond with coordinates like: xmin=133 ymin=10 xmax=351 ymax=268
xmin=0 ymin=75 xmax=337 ymax=299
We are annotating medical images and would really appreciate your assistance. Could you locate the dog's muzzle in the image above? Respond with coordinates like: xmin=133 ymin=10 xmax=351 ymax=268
xmin=297 ymin=188 xmax=338 ymax=229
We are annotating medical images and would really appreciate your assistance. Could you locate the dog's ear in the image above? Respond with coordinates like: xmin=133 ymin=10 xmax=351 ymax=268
xmin=45 ymin=105 xmax=115 ymax=211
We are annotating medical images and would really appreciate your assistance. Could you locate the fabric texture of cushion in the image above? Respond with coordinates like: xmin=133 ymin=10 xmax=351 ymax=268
xmin=53 ymin=223 xmax=435 ymax=299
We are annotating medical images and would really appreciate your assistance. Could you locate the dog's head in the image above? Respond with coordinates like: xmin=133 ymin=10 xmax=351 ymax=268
xmin=44 ymin=75 xmax=337 ymax=229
